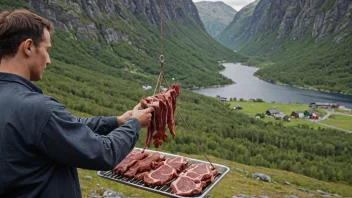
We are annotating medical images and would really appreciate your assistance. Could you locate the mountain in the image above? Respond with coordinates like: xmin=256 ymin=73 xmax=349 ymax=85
xmin=1 ymin=0 xmax=352 ymax=189
xmin=195 ymin=1 xmax=237 ymax=37
xmin=1 ymin=0 xmax=245 ymax=89
xmin=217 ymin=0 xmax=352 ymax=94
xmin=216 ymin=0 xmax=259 ymax=50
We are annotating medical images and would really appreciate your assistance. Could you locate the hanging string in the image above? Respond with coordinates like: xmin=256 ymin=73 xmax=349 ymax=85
xmin=161 ymin=75 xmax=215 ymax=168
xmin=159 ymin=0 xmax=164 ymax=59
xmin=152 ymin=0 xmax=165 ymax=98
xmin=150 ymin=0 xmax=214 ymax=168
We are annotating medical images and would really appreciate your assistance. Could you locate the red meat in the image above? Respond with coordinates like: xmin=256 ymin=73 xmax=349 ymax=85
xmin=140 ymin=84 xmax=180 ymax=149
xmin=124 ymin=153 xmax=165 ymax=178
xmin=143 ymin=164 xmax=178 ymax=186
xmin=113 ymin=150 xmax=149 ymax=174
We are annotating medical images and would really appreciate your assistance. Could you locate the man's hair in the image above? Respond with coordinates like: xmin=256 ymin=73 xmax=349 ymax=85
xmin=0 ymin=9 xmax=54 ymax=60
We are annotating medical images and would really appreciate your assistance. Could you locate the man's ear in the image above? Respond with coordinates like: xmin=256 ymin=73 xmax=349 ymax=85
xmin=22 ymin=39 xmax=34 ymax=56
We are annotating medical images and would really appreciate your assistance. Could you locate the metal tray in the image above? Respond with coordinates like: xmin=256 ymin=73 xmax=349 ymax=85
xmin=97 ymin=148 xmax=230 ymax=198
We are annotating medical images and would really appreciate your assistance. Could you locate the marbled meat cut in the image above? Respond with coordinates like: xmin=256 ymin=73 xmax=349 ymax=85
xmin=157 ymin=156 xmax=189 ymax=172
xmin=170 ymin=164 xmax=218 ymax=196
xmin=140 ymin=84 xmax=180 ymax=149
xmin=134 ymin=171 xmax=148 ymax=180
xmin=113 ymin=150 xmax=149 ymax=174
xmin=170 ymin=175 xmax=206 ymax=196
xmin=143 ymin=164 xmax=178 ymax=186
xmin=124 ymin=153 xmax=165 ymax=178
xmin=182 ymin=164 xmax=218 ymax=183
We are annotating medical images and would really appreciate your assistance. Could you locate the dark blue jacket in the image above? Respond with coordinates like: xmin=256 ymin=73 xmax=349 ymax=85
xmin=0 ymin=73 xmax=141 ymax=198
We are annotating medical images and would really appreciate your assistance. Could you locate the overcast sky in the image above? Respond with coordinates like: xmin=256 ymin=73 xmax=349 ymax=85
xmin=192 ymin=0 xmax=256 ymax=11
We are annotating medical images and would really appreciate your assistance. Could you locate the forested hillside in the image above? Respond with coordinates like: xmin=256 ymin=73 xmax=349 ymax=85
xmin=218 ymin=0 xmax=352 ymax=94
xmin=1 ymin=0 xmax=352 ymax=187
xmin=0 ymin=0 xmax=245 ymax=89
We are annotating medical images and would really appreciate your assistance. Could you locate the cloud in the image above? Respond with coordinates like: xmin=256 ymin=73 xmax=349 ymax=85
xmin=192 ymin=0 xmax=256 ymax=11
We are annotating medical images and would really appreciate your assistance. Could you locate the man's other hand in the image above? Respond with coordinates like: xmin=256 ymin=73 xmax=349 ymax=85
xmin=118 ymin=110 xmax=132 ymax=126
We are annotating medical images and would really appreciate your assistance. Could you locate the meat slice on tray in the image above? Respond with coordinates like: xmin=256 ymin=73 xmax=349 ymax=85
xmin=170 ymin=175 xmax=207 ymax=196
xmin=171 ymin=164 xmax=218 ymax=196
xmin=134 ymin=171 xmax=148 ymax=180
xmin=157 ymin=156 xmax=189 ymax=172
xmin=113 ymin=150 xmax=149 ymax=174
xmin=182 ymin=163 xmax=218 ymax=183
xmin=124 ymin=152 xmax=165 ymax=178
xmin=140 ymin=84 xmax=180 ymax=149
xmin=143 ymin=164 xmax=178 ymax=186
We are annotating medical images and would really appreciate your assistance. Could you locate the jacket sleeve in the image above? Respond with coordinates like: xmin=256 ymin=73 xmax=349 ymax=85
xmin=74 ymin=116 xmax=119 ymax=135
xmin=36 ymin=106 xmax=141 ymax=170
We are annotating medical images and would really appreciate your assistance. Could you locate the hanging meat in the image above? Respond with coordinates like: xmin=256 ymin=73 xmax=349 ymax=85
xmin=140 ymin=84 xmax=180 ymax=150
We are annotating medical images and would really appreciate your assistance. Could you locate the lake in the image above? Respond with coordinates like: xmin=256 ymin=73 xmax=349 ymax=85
xmin=193 ymin=63 xmax=352 ymax=109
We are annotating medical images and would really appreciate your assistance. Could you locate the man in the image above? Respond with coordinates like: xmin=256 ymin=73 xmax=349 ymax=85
xmin=0 ymin=9 xmax=154 ymax=198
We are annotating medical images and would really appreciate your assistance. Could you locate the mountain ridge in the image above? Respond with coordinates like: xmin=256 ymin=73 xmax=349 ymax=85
xmin=217 ymin=0 xmax=352 ymax=94
xmin=195 ymin=1 xmax=237 ymax=37
xmin=216 ymin=0 xmax=259 ymax=50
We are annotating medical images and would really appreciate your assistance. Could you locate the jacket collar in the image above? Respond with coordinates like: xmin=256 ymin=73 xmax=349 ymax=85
xmin=0 ymin=72 xmax=43 ymax=94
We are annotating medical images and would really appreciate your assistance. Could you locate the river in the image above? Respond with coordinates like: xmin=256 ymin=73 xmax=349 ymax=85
xmin=193 ymin=63 xmax=352 ymax=109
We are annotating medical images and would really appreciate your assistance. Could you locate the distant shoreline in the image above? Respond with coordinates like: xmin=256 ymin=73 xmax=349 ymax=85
xmin=224 ymin=62 xmax=352 ymax=96
xmin=192 ymin=62 xmax=352 ymax=98
xmin=188 ymin=82 xmax=235 ymax=90
xmin=254 ymin=74 xmax=352 ymax=96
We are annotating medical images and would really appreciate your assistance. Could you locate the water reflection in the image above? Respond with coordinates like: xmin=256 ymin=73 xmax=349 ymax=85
xmin=193 ymin=63 xmax=352 ymax=108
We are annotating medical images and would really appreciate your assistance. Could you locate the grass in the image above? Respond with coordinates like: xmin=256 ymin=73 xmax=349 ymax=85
xmin=78 ymin=168 xmax=164 ymax=198
xmin=78 ymin=153 xmax=352 ymax=198
xmin=321 ymin=114 xmax=352 ymax=131
xmin=228 ymin=101 xmax=310 ymax=115
xmin=336 ymin=109 xmax=352 ymax=115
xmin=262 ymin=117 xmax=326 ymax=130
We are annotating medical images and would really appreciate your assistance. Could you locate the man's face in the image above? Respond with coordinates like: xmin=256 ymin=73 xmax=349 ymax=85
xmin=28 ymin=28 xmax=51 ymax=81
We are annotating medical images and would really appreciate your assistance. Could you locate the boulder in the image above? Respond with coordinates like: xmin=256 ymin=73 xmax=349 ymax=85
xmin=317 ymin=190 xmax=330 ymax=195
xmin=252 ymin=173 xmax=271 ymax=182
xmin=89 ymin=190 xmax=100 ymax=198
xmin=103 ymin=189 xmax=124 ymax=198
xmin=298 ymin=188 xmax=309 ymax=193
xmin=285 ymin=196 xmax=299 ymax=198
xmin=232 ymin=194 xmax=254 ymax=198
xmin=283 ymin=181 xmax=290 ymax=185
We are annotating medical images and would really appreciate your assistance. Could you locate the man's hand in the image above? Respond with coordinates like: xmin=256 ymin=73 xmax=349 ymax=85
xmin=117 ymin=110 xmax=132 ymax=126
xmin=132 ymin=103 xmax=154 ymax=128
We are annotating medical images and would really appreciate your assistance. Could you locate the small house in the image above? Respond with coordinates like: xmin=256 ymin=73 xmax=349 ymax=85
xmin=266 ymin=109 xmax=279 ymax=116
xmin=283 ymin=115 xmax=291 ymax=122
xmin=309 ymin=102 xmax=330 ymax=108
xmin=309 ymin=102 xmax=339 ymax=109
xmin=304 ymin=110 xmax=322 ymax=119
xmin=219 ymin=97 xmax=229 ymax=102
xmin=311 ymin=113 xmax=319 ymax=120
xmin=297 ymin=113 xmax=304 ymax=118
xmin=234 ymin=105 xmax=243 ymax=110
xmin=291 ymin=111 xmax=304 ymax=118
xmin=142 ymin=85 xmax=152 ymax=90
xmin=274 ymin=113 xmax=285 ymax=120
xmin=332 ymin=102 xmax=340 ymax=108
